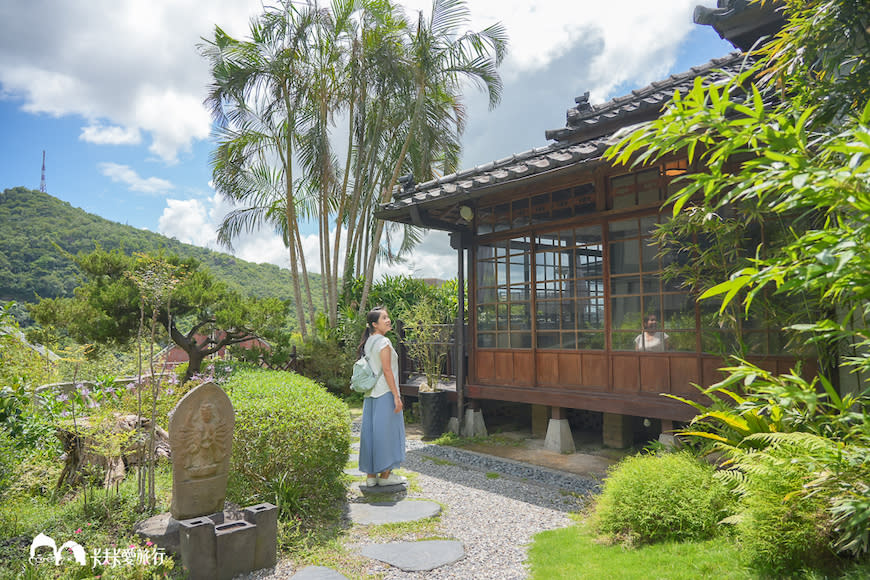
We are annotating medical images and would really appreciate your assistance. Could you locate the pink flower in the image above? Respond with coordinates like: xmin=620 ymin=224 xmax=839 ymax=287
xmin=146 ymin=540 xmax=154 ymax=547
xmin=129 ymin=544 xmax=136 ymax=548
xmin=75 ymin=528 xmax=82 ymax=534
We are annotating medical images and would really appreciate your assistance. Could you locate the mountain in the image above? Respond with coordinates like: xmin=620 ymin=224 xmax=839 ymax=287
xmin=0 ymin=187 xmax=321 ymax=318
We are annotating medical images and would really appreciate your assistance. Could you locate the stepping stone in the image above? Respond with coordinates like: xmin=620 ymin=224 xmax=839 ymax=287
xmin=360 ymin=540 xmax=465 ymax=571
xmin=290 ymin=566 xmax=349 ymax=579
xmin=349 ymin=500 xmax=440 ymax=525
xmin=347 ymin=452 xmax=359 ymax=463
xmin=358 ymin=480 xmax=406 ymax=494
xmin=344 ymin=466 xmax=365 ymax=476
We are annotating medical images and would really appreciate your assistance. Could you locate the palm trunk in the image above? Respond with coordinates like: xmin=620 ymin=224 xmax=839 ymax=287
xmin=296 ymin=225 xmax=317 ymax=328
xmin=358 ymin=84 xmax=426 ymax=315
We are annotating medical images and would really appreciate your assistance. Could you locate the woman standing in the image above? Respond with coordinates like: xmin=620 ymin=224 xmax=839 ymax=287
xmin=634 ymin=314 xmax=670 ymax=352
xmin=358 ymin=306 xmax=406 ymax=486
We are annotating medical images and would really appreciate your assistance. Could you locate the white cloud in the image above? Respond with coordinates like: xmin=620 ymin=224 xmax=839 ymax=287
xmin=80 ymin=123 xmax=142 ymax=146
xmin=98 ymin=162 xmax=174 ymax=195
xmin=0 ymin=0 xmax=263 ymax=163
xmin=156 ymin=193 xmax=454 ymax=280
xmin=1 ymin=1 xmax=721 ymax=165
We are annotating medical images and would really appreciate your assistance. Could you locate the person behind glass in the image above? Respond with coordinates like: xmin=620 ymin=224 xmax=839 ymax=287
xmin=635 ymin=314 xmax=669 ymax=352
xmin=358 ymin=306 xmax=407 ymax=487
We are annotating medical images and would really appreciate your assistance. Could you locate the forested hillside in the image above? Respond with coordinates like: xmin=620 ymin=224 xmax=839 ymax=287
xmin=0 ymin=187 xmax=321 ymax=314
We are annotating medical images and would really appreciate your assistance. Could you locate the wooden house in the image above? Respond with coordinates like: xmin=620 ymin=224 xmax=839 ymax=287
xmin=376 ymin=1 xmax=808 ymax=448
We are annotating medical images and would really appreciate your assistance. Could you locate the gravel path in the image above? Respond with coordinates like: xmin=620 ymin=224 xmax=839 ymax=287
xmin=241 ymin=425 xmax=600 ymax=579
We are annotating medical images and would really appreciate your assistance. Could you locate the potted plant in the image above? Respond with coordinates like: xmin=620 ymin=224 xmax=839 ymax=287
xmin=403 ymin=299 xmax=452 ymax=438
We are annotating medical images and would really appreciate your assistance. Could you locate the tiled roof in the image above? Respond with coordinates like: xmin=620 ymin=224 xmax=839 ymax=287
xmin=381 ymin=51 xmax=749 ymax=216
xmin=545 ymin=51 xmax=746 ymax=142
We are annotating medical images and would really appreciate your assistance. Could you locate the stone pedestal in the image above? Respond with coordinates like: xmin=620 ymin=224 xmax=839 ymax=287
xmin=461 ymin=408 xmax=487 ymax=437
xmin=544 ymin=418 xmax=575 ymax=454
xmin=446 ymin=416 xmax=460 ymax=435
xmin=244 ymin=503 xmax=278 ymax=570
xmin=178 ymin=517 xmax=217 ymax=580
xmin=603 ymin=413 xmax=633 ymax=448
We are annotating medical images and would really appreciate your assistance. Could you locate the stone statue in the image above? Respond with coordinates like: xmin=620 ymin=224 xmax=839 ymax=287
xmin=169 ymin=382 xmax=234 ymax=520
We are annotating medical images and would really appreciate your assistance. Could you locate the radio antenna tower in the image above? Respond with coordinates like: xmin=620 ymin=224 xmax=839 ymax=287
xmin=40 ymin=150 xmax=47 ymax=193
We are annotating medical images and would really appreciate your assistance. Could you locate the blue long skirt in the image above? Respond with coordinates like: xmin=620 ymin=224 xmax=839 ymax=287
xmin=359 ymin=394 xmax=406 ymax=475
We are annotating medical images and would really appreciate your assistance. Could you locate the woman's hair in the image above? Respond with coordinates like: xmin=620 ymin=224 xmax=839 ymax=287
xmin=642 ymin=314 xmax=657 ymax=329
xmin=358 ymin=306 xmax=385 ymax=356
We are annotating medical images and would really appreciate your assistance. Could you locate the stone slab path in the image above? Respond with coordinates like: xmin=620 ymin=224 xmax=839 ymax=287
xmin=288 ymin=566 xmax=348 ymax=579
xmin=347 ymin=499 xmax=441 ymax=525
xmin=237 ymin=419 xmax=596 ymax=579
xmin=360 ymin=540 xmax=465 ymax=572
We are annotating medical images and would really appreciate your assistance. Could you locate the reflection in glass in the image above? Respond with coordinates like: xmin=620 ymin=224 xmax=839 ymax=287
xmin=511 ymin=333 xmax=531 ymax=348
xmin=663 ymin=294 xmax=694 ymax=330
xmin=477 ymin=305 xmax=495 ymax=330
xmin=611 ymin=275 xmax=641 ymax=295
xmin=578 ymin=332 xmax=605 ymax=350
xmin=610 ymin=239 xmax=640 ymax=274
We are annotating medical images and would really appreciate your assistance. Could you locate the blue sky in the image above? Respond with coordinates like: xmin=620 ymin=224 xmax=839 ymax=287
xmin=0 ymin=0 xmax=733 ymax=279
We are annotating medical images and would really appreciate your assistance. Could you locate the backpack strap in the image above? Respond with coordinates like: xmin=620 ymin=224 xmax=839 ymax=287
xmin=364 ymin=336 xmax=384 ymax=381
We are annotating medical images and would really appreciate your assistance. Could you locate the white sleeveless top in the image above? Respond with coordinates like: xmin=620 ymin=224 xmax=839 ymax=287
xmin=364 ymin=334 xmax=398 ymax=398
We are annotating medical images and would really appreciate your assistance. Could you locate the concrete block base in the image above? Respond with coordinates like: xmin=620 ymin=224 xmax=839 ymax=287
xmin=177 ymin=503 xmax=277 ymax=580
xmin=461 ymin=409 xmax=487 ymax=438
xmin=446 ymin=416 xmax=460 ymax=435
xmin=544 ymin=418 xmax=575 ymax=454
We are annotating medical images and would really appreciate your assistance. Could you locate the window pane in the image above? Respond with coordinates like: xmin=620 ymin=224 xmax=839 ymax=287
xmin=611 ymin=275 xmax=641 ymax=296
xmin=510 ymin=303 xmax=531 ymax=330
xmin=536 ymin=301 xmax=560 ymax=330
xmin=495 ymin=260 xmax=508 ymax=289
xmin=561 ymin=300 xmax=577 ymax=329
xmin=477 ymin=305 xmax=496 ymax=330
xmin=511 ymin=333 xmax=532 ymax=348
xmin=642 ymin=274 xmax=660 ymax=293
xmin=636 ymin=169 xmax=661 ymax=205
xmin=668 ymin=332 xmax=696 ymax=352
xmin=493 ymin=204 xmax=510 ymax=232
xmin=610 ymin=239 xmax=641 ymax=274
xmin=537 ymin=332 xmax=561 ymax=349
xmin=512 ymin=199 xmax=530 ymax=227
xmin=609 ymin=218 xmax=639 ymax=239
xmin=496 ymin=305 xmax=508 ymax=329
xmin=478 ymin=333 xmax=495 ymax=348
xmin=531 ymin=193 xmax=550 ymax=223
xmin=578 ymin=332 xmax=605 ymax=350
xmin=611 ymin=296 xmax=641 ymax=333
xmin=663 ymin=293 xmax=694 ymax=330
xmin=578 ymin=298 xmax=605 ymax=329
xmin=575 ymin=225 xmax=601 ymax=245
xmin=641 ymin=238 xmax=659 ymax=272
xmin=612 ymin=332 xmax=636 ymax=351
xmin=478 ymin=286 xmax=498 ymax=303
xmin=552 ymin=188 xmax=575 ymax=218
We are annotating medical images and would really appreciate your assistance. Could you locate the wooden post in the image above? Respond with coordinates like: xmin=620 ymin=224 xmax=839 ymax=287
xmin=455 ymin=238 xmax=465 ymax=422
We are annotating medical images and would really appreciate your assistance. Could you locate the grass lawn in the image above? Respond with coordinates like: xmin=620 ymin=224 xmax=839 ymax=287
xmin=528 ymin=523 xmax=752 ymax=580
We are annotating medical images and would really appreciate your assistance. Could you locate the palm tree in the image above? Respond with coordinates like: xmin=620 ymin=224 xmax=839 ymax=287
xmin=200 ymin=1 xmax=316 ymax=335
xmin=356 ymin=0 xmax=508 ymax=315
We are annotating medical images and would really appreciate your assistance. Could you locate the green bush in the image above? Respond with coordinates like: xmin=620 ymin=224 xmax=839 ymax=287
xmin=293 ymin=336 xmax=354 ymax=395
xmin=224 ymin=368 xmax=350 ymax=520
xmin=736 ymin=448 xmax=836 ymax=576
xmin=592 ymin=451 xmax=734 ymax=545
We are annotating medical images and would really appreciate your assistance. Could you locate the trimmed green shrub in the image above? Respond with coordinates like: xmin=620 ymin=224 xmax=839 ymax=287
xmin=736 ymin=448 xmax=836 ymax=576
xmin=224 ymin=368 xmax=350 ymax=520
xmin=592 ymin=451 xmax=734 ymax=545
xmin=293 ymin=336 xmax=354 ymax=395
